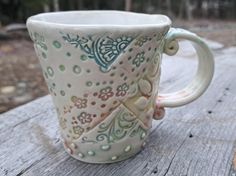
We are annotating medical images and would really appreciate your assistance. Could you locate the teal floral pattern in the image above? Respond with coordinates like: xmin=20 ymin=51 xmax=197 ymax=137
xmin=62 ymin=34 xmax=134 ymax=69
xmin=33 ymin=32 xmax=47 ymax=51
xmin=72 ymin=125 xmax=84 ymax=136
xmin=116 ymin=83 xmax=129 ymax=97
xmin=132 ymin=52 xmax=145 ymax=67
xmin=96 ymin=111 xmax=136 ymax=143
xmin=135 ymin=36 xmax=148 ymax=46
xmin=81 ymin=106 xmax=147 ymax=144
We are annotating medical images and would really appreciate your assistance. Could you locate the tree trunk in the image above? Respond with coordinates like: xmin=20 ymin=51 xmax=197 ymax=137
xmin=166 ymin=0 xmax=172 ymax=17
xmin=125 ymin=0 xmax=132 ymax=11
xmin=185 ymin=0 xmax=193 ymax=20
xmin=53 ymin=0 xmax=60 ymax=11
xmin=43 ymin=4 xmax=50 ymax=12
xmin=77 ymin=0 xmax=84 ymax=10
xmin=178 ymin=0 xmax=185 ymax=19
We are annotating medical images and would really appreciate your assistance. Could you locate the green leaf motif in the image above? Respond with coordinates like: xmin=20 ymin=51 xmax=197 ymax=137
xmin=33 ymin=32 xmax=47 ymax=51
xmin=81 ymin=106 xmax=147 ymax=144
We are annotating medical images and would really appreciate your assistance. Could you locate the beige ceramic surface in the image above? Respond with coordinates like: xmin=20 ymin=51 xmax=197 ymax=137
xmin=27 ymin=11 xmax=214 ymax=163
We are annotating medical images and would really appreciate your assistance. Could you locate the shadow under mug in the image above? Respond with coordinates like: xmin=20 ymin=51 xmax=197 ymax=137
xmin=27 ymin=11 xmax=214 ymax=163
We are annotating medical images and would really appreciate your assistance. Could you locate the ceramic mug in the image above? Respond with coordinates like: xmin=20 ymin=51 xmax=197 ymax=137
xmin=27 ymin=11 xmax=214 ymax=163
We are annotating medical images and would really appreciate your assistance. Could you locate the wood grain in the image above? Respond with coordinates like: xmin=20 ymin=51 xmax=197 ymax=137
xmin=0 ymin=43 xmax=236 ymax=176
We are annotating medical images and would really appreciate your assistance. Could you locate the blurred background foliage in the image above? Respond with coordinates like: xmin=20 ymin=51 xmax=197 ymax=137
xmin=0 ymin=0 xmax=236 ymax=25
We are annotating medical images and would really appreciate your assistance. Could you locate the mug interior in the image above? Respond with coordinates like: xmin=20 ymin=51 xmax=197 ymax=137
xmin=27 ymin=10 xmax=171 ymax=27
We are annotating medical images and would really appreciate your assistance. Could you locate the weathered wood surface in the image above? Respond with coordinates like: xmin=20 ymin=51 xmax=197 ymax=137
xmin=0 ymin=41 xmax=236 ymax=176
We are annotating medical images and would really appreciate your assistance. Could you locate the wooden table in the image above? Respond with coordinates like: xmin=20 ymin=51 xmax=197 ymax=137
xmin=1 ymin=41 xmax=236 ymax=176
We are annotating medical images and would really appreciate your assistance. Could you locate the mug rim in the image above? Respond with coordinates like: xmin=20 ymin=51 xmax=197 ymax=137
xmin=27 ymin=10 xmax=171 ymax=29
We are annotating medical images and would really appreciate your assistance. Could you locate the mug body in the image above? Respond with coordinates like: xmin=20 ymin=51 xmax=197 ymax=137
xmin=27 ymin=11 xmax=171 ymax=163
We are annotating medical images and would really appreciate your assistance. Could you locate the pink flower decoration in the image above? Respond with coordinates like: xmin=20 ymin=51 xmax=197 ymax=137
xmin=98 ymin=86 xmax=114 ymax=101
xmin=71 ymin=96 xmax=87 ymax=109
xmin=77 ymin=112 xmax=92 ymax=124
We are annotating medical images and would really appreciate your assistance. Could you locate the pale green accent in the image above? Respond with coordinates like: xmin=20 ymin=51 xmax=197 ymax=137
xmin=101 ymin=144 xmax=111 ymax=151
xmin=111 ymin=156 xmax=118 ymax=161
xmin=44 ymin=72 xmax=48 ymax=79
xmin=133 ymin=52 xmax=145 ymax=67
xmin=47 ymin=66 xmax=54 ymax=77
xmin=100 ymin=66 xmax=111 ymax=73
xmin=86 ymin=107 xmax=147 ymax=143
xmin=42 ymin=52 xmax=47 ymax=59
xmin=130 ymin=126 xmax=147 ymax=140
xmin=80 ymin=54 xmax=88 ymax=61
xmin=73 ymin=65 xmax=81 ymax=74
xmin=66 ymin=52 xmax=71 ymax=57
xmin=60 ymin=90 xmax=65 ymax=96
xmin=142 ymin=68 xmax=146 ymax=73
xmin=78 ymin=152 xmax=84 ymax=158
xmin=124 ymin=145 xmax=131 ymax=152
xmin=86 ymin=81 xmax=92 ymax=87
xmin=135 ymin=97 xmax=148 ymax=110
xmin=59 ymin=65 xmax=65 ymax=71
xmin=80 ymin=105 xmax=148 ymax=145
xmin=141 ymin=132 xmax=146 ymax=139
xmin=135 ymin=36 xmax=148 ymax=46
xmin=138 ymin=79 xmax=152 ymax=95
xmin=33 ymin=32 xmax=47 ymax=51
xmin=53 ymin=40 xmax=61 ymax=48
xmin=110 ymin=73 xmax=115 ymax=77
xmin=88 ymin=150 xmax=95 ymax=156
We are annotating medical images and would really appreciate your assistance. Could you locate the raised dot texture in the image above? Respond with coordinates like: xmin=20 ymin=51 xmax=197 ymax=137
xmin=66 ymin=52 xmax=71 ymax=57
xmin=88 ymin=150 xmax=95 ymax=156
xmin=86 ymin=81 xmax=92 ymax=87
xmin=141 ymin=132 xmax=146 ymax=139
xmin=70 ymin=143 xmax=76 ymax=149
xmin=138 ymin=79 xmax=152 ymax=95
xmin=42 ymin=52 xmax=47 ymax=59
xmin=124 ymin=145 xmax=131 ymax=152
xmin=73 ymin=65 xmax=81 ymax=74
xmin=60 ymin=90 xmax=65 ymax=96
xmin=80 ymin=54 xmax=87 ymax=61
xmin=66 ymin=147 xmax=72 ymax=154
xmin=111 ymin=156 xmax=118 ymax=160
xmin=59 ymin=65 xmax=65 ymax=71
xmin=78 ymin=153 xmax=84 ymax=158
xmin=53 ymin=40 xmax=61 ymax=48
xmin=47 ymin=67 xmax=54 ymax=77
xmin=101 ymin=145 xmax=111 ymax=151
xmin=135 ymin=96 xmax=149 ymax=110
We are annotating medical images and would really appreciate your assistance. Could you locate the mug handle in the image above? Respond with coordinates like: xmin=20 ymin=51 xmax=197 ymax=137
xmin=154 ymin=28 xmax=214 ymax=120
